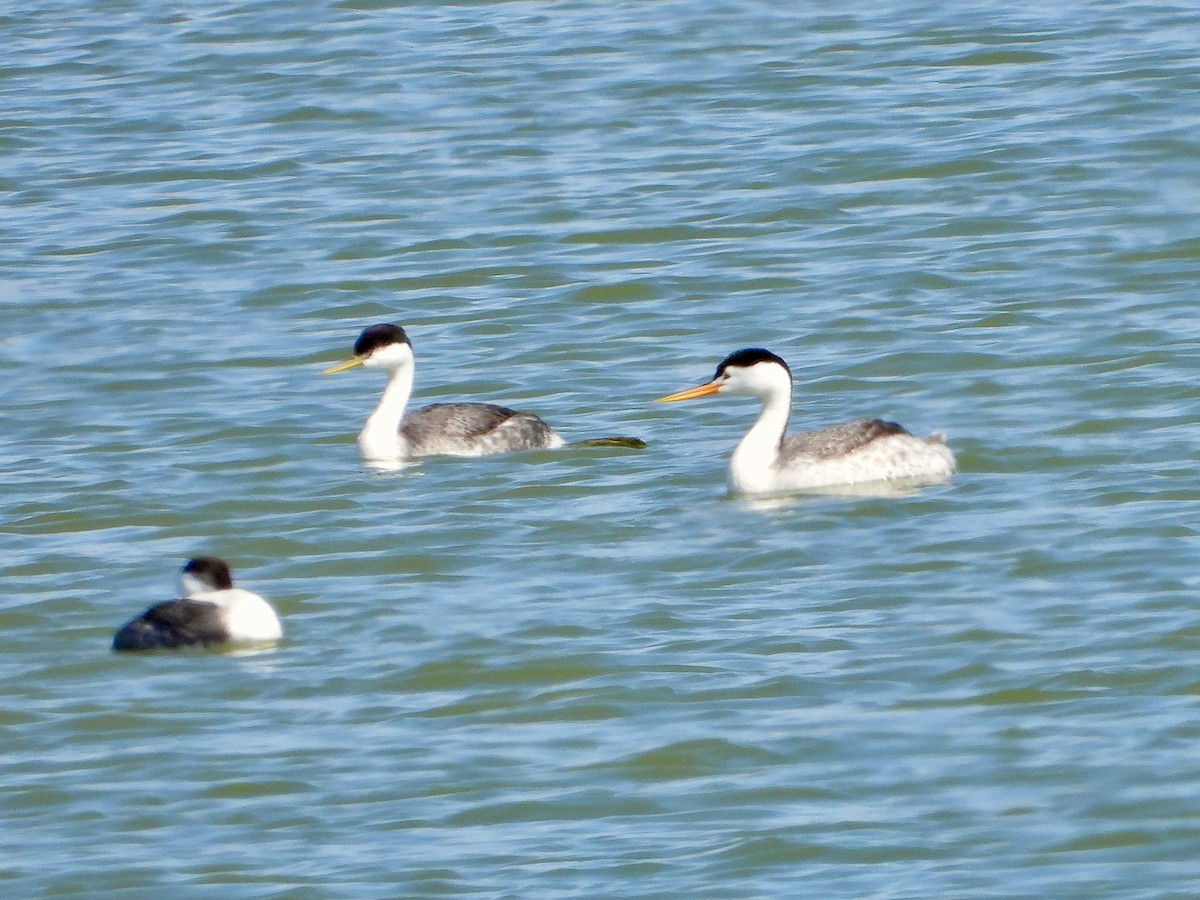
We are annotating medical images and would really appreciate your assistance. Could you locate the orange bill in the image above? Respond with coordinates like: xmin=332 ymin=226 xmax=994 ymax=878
xmin=322 ymin=356 xmax=366 ymax=375
xmin=656 ymin=381 xmax=721 ymax=403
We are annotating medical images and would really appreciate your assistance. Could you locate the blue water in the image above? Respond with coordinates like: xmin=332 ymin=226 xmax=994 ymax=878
xmin=4 ymin=1 xmax=1200 ymax=896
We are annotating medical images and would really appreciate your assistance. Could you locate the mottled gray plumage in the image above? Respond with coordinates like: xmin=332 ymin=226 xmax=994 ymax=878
xmin=400 ymin=402 xmax=560 ymax=456
xmin=659 ymin=346 xmax=955 ymax=493
xmin=327 ymin=322 xmax=645 ymax=459
xmin=781 ymin=418 xmax=912 ymax=462
xmin=112 ymin=599 xmax=230 ymax=651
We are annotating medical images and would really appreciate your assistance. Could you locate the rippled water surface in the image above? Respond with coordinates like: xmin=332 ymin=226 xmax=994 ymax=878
xmin=5 ymin=1 xmax=1200 ymax=896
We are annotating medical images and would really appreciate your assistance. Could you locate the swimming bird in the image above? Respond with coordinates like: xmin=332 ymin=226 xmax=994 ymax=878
xmin=657 ymin=348 xmax=955 ymax=494
xmin=323 ymin=323 xmax=644 ymax=463
xmin=112 ymin=557 xmax=282 ymax=652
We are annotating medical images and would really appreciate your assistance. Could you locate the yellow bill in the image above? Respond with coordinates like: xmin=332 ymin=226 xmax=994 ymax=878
xmin=322 ymin=356 xmax=366 ymax=375
xmin=656 ymin=381 xmax=721 ymax=403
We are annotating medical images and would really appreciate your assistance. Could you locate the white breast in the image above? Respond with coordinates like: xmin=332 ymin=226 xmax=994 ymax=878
xmin=198 ymin=588 xmax=283 ymax=642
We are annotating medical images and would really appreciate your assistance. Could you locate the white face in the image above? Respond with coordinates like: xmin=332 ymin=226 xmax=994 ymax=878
xmin=362 ymin=340 xmax=414 ymax=372
xmin=181 ymin=572 xmax=215 ymax=596
xmin=717 ymin=361 xmax=790 ymax=399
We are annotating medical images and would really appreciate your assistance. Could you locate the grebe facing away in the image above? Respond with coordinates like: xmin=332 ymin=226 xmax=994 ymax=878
xmin=113 ymin=557 xmax=282 ymax=652
xmin=323 ymin=323 xmax=644 ymax=464
xmin=657 ymin=348 xmax=956 ymax=495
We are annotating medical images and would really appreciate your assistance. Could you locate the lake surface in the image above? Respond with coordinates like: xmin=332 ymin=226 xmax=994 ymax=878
xmin=4 ymin=1 xmax=1200 ymax=896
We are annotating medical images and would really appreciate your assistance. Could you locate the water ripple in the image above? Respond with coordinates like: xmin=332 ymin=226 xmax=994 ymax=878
xmin=4 ymin=0 xmax=1200 ymax=895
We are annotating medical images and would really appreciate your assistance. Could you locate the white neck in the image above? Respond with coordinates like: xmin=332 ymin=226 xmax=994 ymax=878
xmin=358 ymin=363 xmax=413 ymax=461
xmin=728 ymin=384 xmax=790 ymax=494
xmin=181 ymin=573 xmax=214 ymax=597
